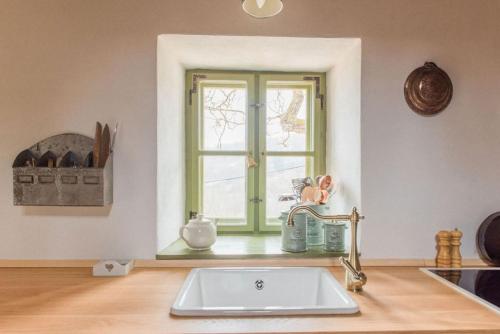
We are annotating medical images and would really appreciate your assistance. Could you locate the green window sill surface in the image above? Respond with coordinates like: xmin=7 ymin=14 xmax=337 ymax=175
xmin=156 ymin=235 xmax=346 ymax=260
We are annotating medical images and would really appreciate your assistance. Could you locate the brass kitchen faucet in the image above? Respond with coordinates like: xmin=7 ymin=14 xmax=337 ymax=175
xmin=287 ymin=206 xmax=367 ymax=292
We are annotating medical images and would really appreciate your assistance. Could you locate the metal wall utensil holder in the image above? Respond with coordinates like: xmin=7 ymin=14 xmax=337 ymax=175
xmin=12 ymin=133 xmax=113 ymax=206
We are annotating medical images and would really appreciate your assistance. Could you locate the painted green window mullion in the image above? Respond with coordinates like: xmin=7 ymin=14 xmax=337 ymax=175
xmin=246 ymin=73 xmax=258 ymax=233
xmin=185 ymin=72 xmax=200 ymax=221
xmin=251 ymin=73 xmax=261 ymax=233
xmin=314 ymin=74 xmax=327 ymax=177
xmin=257 ymin=74 xmax=267 ymax=232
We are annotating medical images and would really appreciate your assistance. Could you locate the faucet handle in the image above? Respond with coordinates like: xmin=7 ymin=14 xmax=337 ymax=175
xmin=339 ymin=257 xmax=367 ymax=286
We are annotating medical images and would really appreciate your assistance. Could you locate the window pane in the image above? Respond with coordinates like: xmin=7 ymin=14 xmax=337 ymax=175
xmin=203 ymin=86 xmax=246 ymax=151
xmin=266 ymin=87 xmax=308 ymax=151
xmin=266 ymin=156 xmax=309 ymax=221
xmin=202 ymin=156 xmax=246 ymax=222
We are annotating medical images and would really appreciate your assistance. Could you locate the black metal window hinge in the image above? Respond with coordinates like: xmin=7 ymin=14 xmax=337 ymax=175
xmin=303 ymin=76 xmax=325 ymax=110
xmin=189 ymin=74 xmax=208 ymax=106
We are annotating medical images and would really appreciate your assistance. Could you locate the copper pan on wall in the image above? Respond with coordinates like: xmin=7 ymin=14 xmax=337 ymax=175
xmin=404 ymin=62 xmax=453 ymax=116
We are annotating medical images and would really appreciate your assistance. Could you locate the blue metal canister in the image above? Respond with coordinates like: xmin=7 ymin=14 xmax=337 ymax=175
xmin=306 ymin=217 xmax=324 ymax=246
xmin=280 ymin=210 xmax=307 ymax=252
xmin=324 ymin=221 xmax=346 ymax=252
xmin=305 ymin=204 xmax=329 ymax=246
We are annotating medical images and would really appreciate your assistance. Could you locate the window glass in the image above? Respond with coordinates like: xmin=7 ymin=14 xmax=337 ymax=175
xmin=266 ymin=156 xmax=310 ymax=222
xmin=266 ymin=87 xmax=308 ymax=151
xmin=202 ymin=155 xmax=247 ymax=222
xmin=202 ymin=86 xmax=247 ymax=151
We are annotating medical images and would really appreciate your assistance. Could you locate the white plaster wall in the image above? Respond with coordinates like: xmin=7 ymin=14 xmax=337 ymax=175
xmin=1 ymin=0 xmax=499 ymax=260
xmin=0 ymin=0 xmax=158 ymax=258
xmin=156 ymin=39 xmax=185 ymax=253
xmin=327 ymin=43 xmax=362 ymax=251
xmin=327 ymin=43 xmax=362 ymax=214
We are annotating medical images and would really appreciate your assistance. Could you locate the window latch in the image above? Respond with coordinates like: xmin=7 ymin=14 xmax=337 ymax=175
xmin=249 ymin=197 xmax=262 ymax=204
xmin=249 ymin=103 xmax=265 ymax=109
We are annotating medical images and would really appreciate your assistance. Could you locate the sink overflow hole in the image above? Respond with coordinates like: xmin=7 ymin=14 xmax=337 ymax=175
xmin=255 ymin=280 xmax=264 ymax=290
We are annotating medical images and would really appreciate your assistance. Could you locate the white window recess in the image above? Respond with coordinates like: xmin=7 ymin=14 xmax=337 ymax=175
xmin=157 ymin=35 xmax=361 ymax=253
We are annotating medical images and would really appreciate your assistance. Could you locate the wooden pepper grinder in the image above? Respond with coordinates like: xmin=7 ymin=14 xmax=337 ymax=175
xmin=450 ymin=228 xmax=463 ymax=268
xmin=436 ymin=230 xmax=451 ymax=268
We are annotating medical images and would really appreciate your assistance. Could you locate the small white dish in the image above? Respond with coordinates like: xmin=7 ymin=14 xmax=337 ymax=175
xmin=92 ymin=260 xmax=134 ymax=276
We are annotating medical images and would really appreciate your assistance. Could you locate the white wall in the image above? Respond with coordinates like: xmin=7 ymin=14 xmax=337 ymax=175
xmin=327 ymin=43 xmax=362 ymax=214
xmin=0 ymin=0 xmax=159 ymax=258
xmin=1 ymin=0 xmax=499 ymax=260
xmin=327 ymin=42 xmax=362 ymax=251
xmin=156 ymin=39 xmax=186 ymax=253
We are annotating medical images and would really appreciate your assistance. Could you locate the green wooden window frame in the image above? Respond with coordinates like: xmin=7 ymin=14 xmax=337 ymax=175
xmin=186 ymin=70 xmax=326 ymax=234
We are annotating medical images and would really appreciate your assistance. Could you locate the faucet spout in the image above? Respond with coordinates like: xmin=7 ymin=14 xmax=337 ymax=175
xmin=287 ymin=206 xmax=366 ymax=292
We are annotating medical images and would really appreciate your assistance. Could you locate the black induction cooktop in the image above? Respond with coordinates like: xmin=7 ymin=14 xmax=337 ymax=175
xmin=426 ymin=269 xmax=500 ymax=313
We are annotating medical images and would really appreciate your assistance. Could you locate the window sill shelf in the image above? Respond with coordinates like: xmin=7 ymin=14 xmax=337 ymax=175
xmin=156 ymin=235 xmax=346 ymax=260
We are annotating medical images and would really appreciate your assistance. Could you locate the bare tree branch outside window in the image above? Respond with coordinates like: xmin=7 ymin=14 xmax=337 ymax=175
xmin=204 ymin=89 xmax=245 ymax=149
xmin=204 ymin=87 xmax=305 ymax=149
xmin=267 ymin=89 xmax=306 ymax=147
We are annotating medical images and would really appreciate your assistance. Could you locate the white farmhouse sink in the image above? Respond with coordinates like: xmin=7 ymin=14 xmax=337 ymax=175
xmin=171 ymin=267 xmax=359 ymax=316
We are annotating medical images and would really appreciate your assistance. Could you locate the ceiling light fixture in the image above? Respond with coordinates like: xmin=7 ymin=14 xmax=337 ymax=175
xmin=242 ymin=0 xmax=283 ymax=18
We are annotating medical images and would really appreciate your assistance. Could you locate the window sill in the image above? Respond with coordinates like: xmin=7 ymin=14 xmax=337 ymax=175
xmin=156 ymin=235 xmax=346 ymax=260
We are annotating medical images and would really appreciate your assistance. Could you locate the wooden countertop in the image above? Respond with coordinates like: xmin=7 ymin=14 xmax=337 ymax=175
xmin=0 ymin=267 xmax=498 ymax=334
